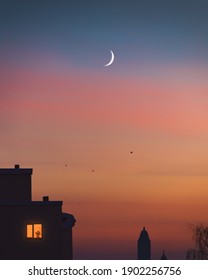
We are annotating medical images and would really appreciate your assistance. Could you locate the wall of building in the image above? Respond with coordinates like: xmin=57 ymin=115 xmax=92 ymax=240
xmin=62 ymin=213 xmax=76 ymax=259
xmin=0 ymin=202 xmax=63 ymax=260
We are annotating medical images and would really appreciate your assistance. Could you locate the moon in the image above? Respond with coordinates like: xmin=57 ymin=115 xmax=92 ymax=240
xmin=104 ymin=50 xmax=115 ymax=66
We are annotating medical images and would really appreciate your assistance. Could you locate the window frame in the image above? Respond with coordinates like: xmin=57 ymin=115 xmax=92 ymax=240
xmin=26 ymin=223 xmax=43 ymax=239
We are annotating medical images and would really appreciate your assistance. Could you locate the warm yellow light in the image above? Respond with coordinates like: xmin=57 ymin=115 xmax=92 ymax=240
xmin=27 ymin=224 xmax=33 ymax=238
xmin=34 ymin=224 xmax=42 ymax=238
xmin=26 ymin=224 xmax=42 ymax=238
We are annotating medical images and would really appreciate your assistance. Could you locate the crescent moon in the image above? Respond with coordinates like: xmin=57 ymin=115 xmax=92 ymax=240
xmin=104 ymin=50 xmax=115 ymax=66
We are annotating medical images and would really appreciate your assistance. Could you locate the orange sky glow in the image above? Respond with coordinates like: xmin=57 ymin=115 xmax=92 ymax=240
xmin=1 ymin=59 xmax=208 ymax=259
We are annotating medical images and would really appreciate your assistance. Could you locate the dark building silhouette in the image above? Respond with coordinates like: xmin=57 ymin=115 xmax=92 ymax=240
xmin=0 ymin=164 xmax=76 ymax=260
xmin=160 ymin=250 xmax=168 ymax=260
xmin=137 ymin=226 xmax=151 ymax=260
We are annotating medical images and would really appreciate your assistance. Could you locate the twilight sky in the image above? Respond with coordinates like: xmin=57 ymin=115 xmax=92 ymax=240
xmin=1 ymin=0 xmax=208 ymax=259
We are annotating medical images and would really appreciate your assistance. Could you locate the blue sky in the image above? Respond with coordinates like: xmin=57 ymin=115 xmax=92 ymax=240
xmin=1 ymin=0 xmax=208 ymax=68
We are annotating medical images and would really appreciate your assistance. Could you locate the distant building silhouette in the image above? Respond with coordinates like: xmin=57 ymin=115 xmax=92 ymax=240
xmin=0 ymin=164 xmax=76 ymax=259
xmin=137 ymin=226 xmax=151 ymax=260
xmin=160 ymin=250 xmax=168 ymax=260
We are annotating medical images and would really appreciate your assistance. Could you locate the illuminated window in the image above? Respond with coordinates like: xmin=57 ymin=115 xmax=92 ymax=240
xmin=27 ymin=224 xmax=42 ymax=239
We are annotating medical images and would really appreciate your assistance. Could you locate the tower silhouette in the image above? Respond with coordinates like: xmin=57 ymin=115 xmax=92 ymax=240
xmin=160 ymin=250 xmax=167 ymax=260
xmin=137 ymin=226 xmax=151 ymax=260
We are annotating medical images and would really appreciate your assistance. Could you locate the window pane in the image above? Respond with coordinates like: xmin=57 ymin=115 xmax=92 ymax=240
xmin=27 ymin=224 xmax=33 ymax=238
xmin=34 ymin=224 xmax=42 ymax=238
